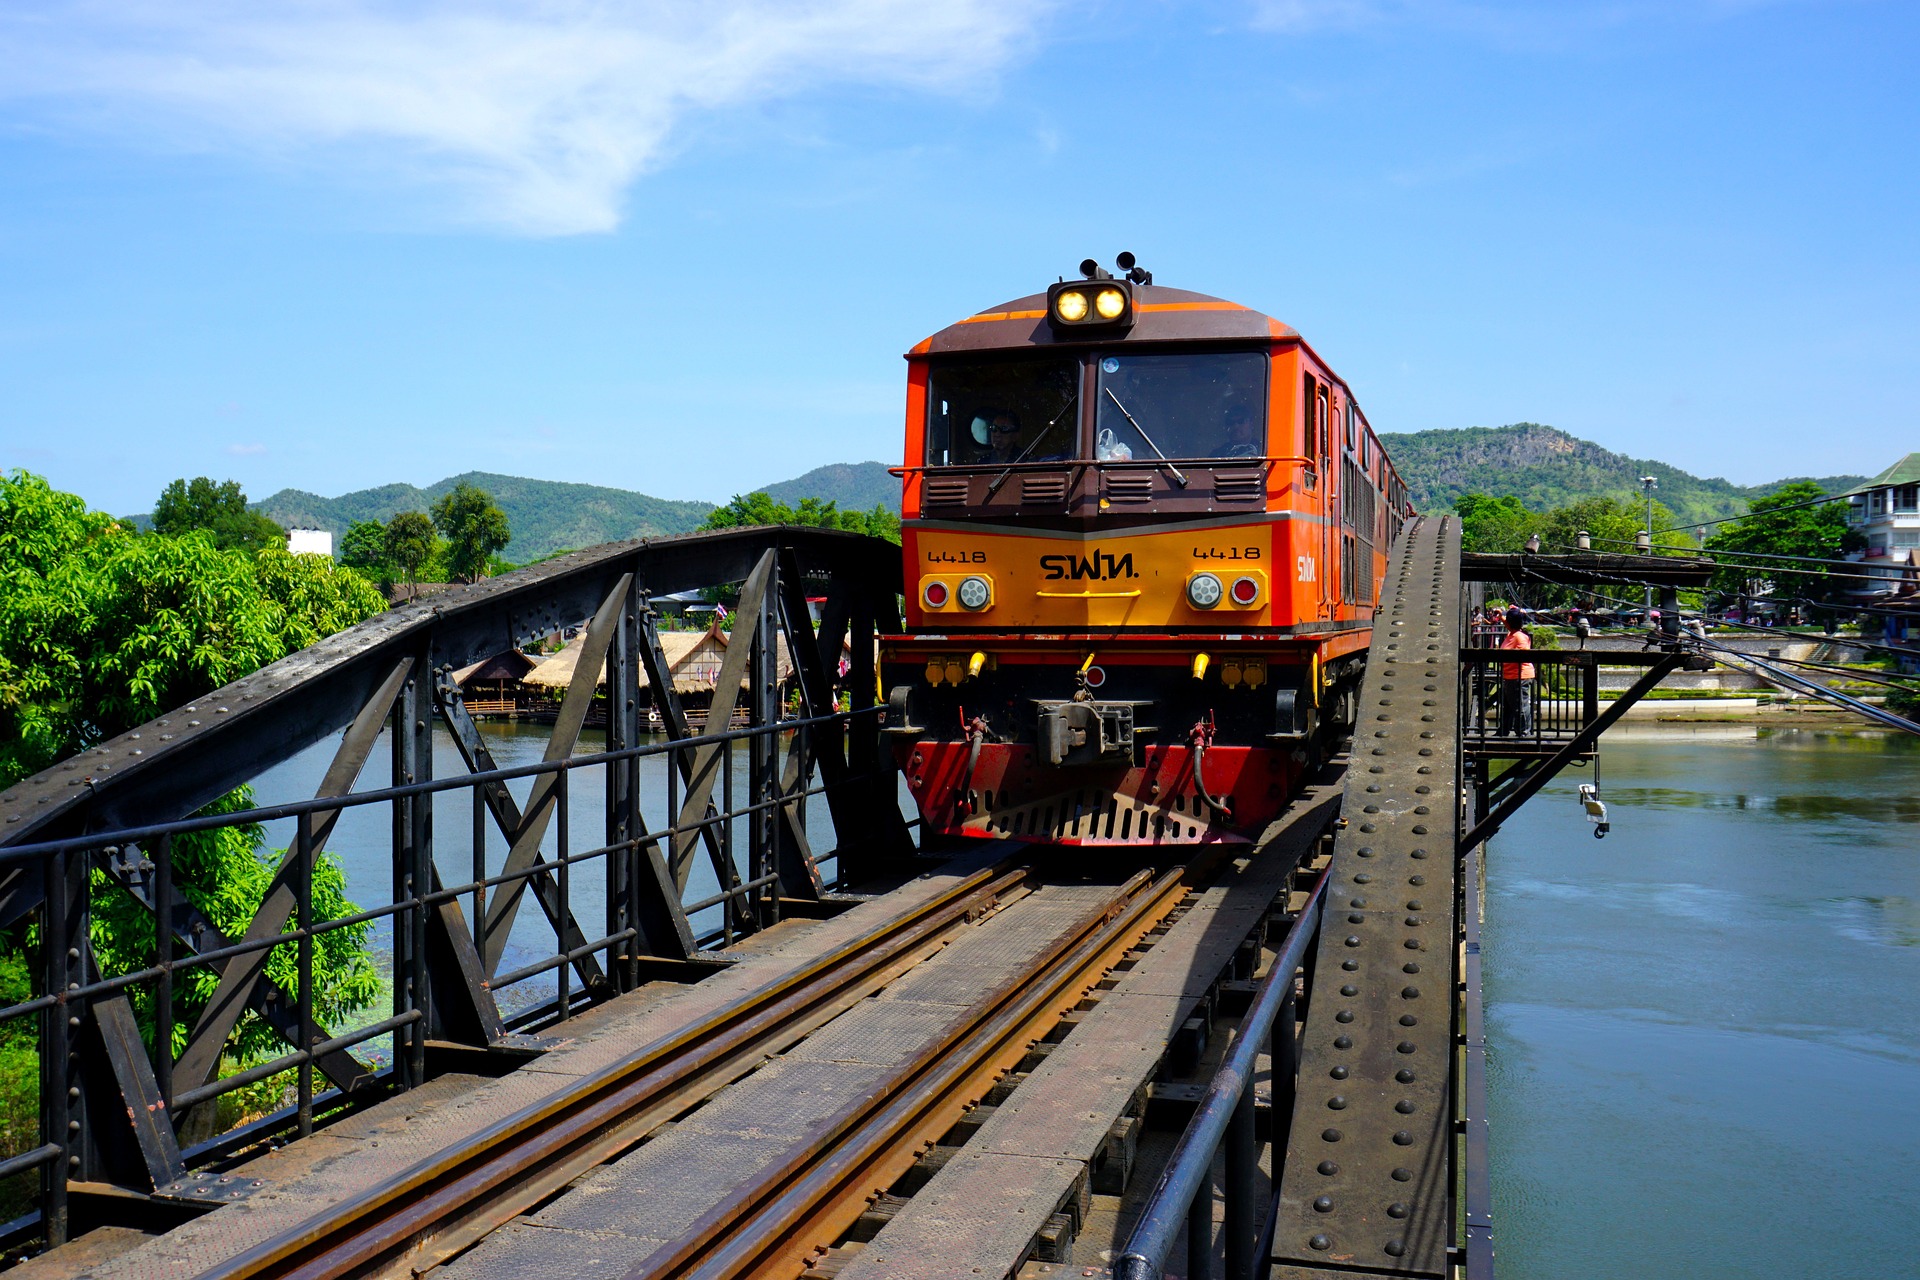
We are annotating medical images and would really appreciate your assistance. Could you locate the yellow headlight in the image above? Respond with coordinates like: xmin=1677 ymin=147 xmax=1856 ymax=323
xmin=1094 ymin=287 xmax=1126 ymax=319
xmin=1055 ymin=289 xmax=1089 ymax=322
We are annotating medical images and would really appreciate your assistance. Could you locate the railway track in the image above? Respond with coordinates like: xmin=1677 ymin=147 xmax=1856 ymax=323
xmin=179 ymin=855 xmax=1204 ymax=1280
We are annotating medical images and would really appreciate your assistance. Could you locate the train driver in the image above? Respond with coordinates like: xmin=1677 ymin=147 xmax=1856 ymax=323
xmin=969 ymin=410 xmax=1019 ymax=464
xmin=1221 ymin=403 xmax=1261 ymax=458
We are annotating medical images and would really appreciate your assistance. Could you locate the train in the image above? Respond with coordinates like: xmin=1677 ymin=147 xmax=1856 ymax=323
xmin=881 ymin=256 xmax=1409 ymax=846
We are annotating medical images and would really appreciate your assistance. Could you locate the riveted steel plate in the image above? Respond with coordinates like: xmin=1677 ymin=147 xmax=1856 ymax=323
xmin=441 ymin=1221 xmax=673 ymax=1280
xmin=835 ymin=1151 xmax=1085 ymax=1280
xmin=673 ymin=1057 xmax=895 ymax=1141
xmin=1273 ymin=516 xmax=1460 ymax=1279
xmin=522 ymin=1125 xmax=796 ymax=1241
xmin=784 ymin=998 xmax=973 ymax=1067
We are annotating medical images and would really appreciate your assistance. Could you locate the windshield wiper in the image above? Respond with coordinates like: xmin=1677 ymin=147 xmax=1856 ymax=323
xmin=986 ymin=392 xmax=1078 ymax=497
xmin=1102 ymin=388 xmax=1189 ymax=487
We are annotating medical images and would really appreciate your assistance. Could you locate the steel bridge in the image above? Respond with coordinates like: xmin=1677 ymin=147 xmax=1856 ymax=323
xmin=0 ymin=520 xmax=1724 ymax=1280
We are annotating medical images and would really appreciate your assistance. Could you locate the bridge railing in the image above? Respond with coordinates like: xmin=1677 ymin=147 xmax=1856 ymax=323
xmin=0 ymin=705 xmax=893 ymax=1229
xmin=1113 ymin=869 xmax=1329 ymax=1280
xmin=1459 ymin=648 xmax=1601 ymax=752
xmin=0 ymin=527 xmax=917 ymax=1250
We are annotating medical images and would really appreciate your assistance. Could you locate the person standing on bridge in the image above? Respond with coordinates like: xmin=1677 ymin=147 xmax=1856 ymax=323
xmin=1498 ymin=607 xmax=1536 ymax=737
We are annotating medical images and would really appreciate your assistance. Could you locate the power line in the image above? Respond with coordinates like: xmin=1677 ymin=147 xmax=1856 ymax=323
xmin=1664 ymin=488 xmax=1856 ymax=533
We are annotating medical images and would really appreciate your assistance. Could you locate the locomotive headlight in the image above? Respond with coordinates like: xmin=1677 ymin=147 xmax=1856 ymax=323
xmin=957 ymin=576 xmax=992 ymax=610
xmin=1054 ymin=289 xmax=1090 ymax=322
xmin=1094 ymin=287 xmax=1126 ymax=320
xmin=1187 ymin=572 xmax=1224 ymax=609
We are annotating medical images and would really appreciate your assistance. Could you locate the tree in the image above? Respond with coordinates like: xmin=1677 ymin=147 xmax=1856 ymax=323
xmin=1706 ymin=481 xmax=1862 ymax=608
xmin=152 ymin=477 xmax=286 ymax=554
xmin=384 ymin=511 xmax=437 ymax=592
xmin=338 ymin=519 xmax=391 ymax=581
xmin=431 ymin=483 xmax=512 ymax=584
xmin=1 ymin=470 xmax=386 ymax=788
xmin=1453 ymin=493 xmax=1538 ymax=554
xmin=700 ymin=491 xmax=902 ymax=544
xmin=0 ymin=472 xmax=383 ymax=1127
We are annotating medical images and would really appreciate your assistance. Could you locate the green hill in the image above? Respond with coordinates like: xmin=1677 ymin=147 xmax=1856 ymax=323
xmin=252 ymin=472 xmax=714 ymax=563
xmin=757 ymin=462 xmax=897 ymax=514
xmin=1379 ymin=423 xmax=1865 ymax=525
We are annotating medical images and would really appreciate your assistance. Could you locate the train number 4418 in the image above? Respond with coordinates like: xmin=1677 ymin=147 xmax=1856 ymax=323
xmin=1296 ymin=555 xmax=1316 ymax=583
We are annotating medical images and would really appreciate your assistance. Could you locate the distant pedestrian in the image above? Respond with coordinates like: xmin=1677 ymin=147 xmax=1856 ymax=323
xmin=1498 ymin=607 xmax=1535 ymax=737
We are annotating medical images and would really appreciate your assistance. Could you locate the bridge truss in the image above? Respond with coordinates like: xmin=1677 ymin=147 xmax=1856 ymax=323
xmin=0 ymin=527 xmax=912 ymax=1250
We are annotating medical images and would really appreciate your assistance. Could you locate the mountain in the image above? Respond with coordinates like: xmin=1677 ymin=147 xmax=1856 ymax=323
xmin=1378 ymin=423 xmax=1866 ymax=526
xmin=252 ymin=472 xmax=714 ymax=563
xmin=755 ymin=461 xmax=898 ymax=514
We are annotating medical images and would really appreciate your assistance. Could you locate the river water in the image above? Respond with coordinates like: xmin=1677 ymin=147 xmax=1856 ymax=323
xmin=1485 ymin=725 xmax=1920 ymax=1279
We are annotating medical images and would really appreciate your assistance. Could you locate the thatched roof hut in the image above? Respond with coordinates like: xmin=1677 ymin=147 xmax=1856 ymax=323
xmin=521 ymin=623 xmax=796 ymax=696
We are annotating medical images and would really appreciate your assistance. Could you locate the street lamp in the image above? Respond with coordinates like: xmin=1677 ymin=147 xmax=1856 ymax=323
xmin=1640 ymin=475 xmax=1658 ymax=617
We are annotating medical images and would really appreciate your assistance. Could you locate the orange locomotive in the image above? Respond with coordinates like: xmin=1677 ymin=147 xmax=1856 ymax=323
xmin=882 ymin=256 xmax=1409 ymax=846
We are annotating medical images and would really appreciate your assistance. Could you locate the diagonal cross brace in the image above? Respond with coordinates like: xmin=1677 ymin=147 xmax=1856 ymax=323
xmin=635 ymin=595 xmax=747 ymax=929
xmin=437 ymin=676 xmax=608 ymax=988
xmin=171 ymin=658 xmax=411 ymax=1098
xmin=669 ymin=550 xmax=776 ymax=894
xmin=478 ymin=575 xmax=631 ymax=977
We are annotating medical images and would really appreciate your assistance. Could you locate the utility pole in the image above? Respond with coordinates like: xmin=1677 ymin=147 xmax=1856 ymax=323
xmin=1640 ymin=475 xmax=1658 ymax=619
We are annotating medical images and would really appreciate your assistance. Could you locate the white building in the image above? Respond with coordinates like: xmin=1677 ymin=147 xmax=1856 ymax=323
xmin=287 ymin=527 xmax=334 ymax=558
xmin=1844 ymin=454 xmax=1920 ymax=597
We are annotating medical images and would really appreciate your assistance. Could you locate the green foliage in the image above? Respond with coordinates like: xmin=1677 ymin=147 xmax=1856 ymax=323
xmin=339 ymin=519 xmax=392 ymax=581
xmin=1384 ymin=423 xmax=1865 ymax=524
xmin=87 ymin=788 xmax=379 ymax=1064
xmin=1704 ymin=481 xmax=1862 ymax=605
xmin=701 ymin=492 xmax=901 ymax=543
xmin=431 ymin=483 xmax=512 ymax=583
xmin=0 ymin=470 xmax=386 ymax=788
xmin=152 ymin=477 xmax=287 ymax=554
xmin=1453 ymin=493 xmax=1536 ymax=553
xmin=384 ymin=511 xmax=437 ymax=587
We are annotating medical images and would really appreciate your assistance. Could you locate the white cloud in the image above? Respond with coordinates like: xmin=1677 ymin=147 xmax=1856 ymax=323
xmin=227 ymin=442 xmax=267 ymax=455
xmin=0 ymin=1 xmax=1048 ymax=234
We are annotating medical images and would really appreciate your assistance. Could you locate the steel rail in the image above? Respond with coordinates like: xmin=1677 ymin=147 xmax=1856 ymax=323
xmin=663 ymin=865 xmax=1197 ymax=1280
xmin=191 ymin=859 xmax=1030 ymax=1280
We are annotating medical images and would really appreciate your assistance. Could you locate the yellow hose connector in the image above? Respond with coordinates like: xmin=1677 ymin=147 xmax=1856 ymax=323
xmin=1192 ymin=652 xmax=1211 ymax=681
xmin=968 ymin=651 xmax=987 ymax=678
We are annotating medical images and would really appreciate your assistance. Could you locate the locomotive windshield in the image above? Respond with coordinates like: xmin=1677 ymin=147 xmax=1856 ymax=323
xmin=1094 ymin=351 xmax=1266 ymax=462
xmin=926 ymin=359 xmax=1078 ymax=467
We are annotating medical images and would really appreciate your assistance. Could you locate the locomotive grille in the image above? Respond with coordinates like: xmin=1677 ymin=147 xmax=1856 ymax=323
xmin=924 ymin=475 xmax=970 ymax=507
xmin=1213 ymin=471 xmax=1264 ymax=503
xmin=1020 ymin=475 xmax=1069 ymax=504
xmin=1105 ymin=474 xmax=1154 ymax=503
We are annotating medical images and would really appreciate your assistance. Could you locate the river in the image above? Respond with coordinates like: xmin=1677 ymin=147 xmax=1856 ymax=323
xmin=1485 ymin=725 xmax=1920 ymax=1279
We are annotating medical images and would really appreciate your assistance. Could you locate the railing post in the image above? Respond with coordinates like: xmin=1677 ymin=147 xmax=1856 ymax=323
xmin=392 ymin=652 xmax=432 ymax=1090
xmin=605 ymin=575 xmax=642 ymax=991
xmin=40 ymin=845 xmax=75 ymax=1244
xmin=1187 ymin=1178 xmax=1213 ymax=1280
xmin=154 ymin=834 xmax=174 ymax=1115
xmin=749 ymin=552 xmax=780 ymax=929
xmin=295 ymin=811 xmax=314 ymax=1138
xmin=557 ymin=767 xmax=571 ymax=1020
xmin=1225 ymin=1085 xmax=1257 ymax=1280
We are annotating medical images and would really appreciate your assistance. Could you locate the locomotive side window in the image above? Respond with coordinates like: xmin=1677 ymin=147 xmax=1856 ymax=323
xmin=926 ymin=359 xmax=1078 ymax=467
xmin=1093 ymin=351 xmax=1267 ymax=461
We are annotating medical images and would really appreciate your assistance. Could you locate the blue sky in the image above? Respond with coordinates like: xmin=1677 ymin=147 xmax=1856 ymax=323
xmin=1 ymin=1 xmax=1914 ymax=517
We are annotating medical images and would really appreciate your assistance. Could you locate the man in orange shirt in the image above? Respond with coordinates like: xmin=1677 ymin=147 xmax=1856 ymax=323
xmin=1498 ymin=607 xmax=1536 ymax=737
